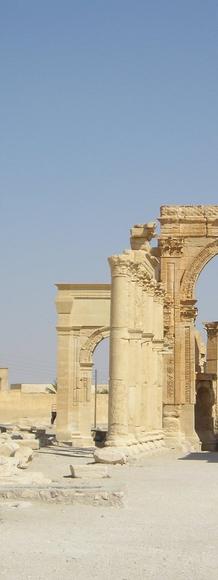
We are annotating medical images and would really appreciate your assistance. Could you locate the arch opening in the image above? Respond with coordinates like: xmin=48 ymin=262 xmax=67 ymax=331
xmin=194 ymin=255 xmax=218 ymax=450
xmin=181 ymin=239 xmax=218 ymax=301
xmin=91 ymin=336 xmax=109 ymax=445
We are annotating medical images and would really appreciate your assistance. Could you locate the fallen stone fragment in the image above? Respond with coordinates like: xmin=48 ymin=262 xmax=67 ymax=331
xmin=16 ymin=420 xmax=33 ymax=431
xmin=0 ymin=441 xmax=20 ymax=458
xmin=70 ymin=464 xmax=109 ymax=479
xmin=14 ymin=447 xmax=34 ymax=469
xmin=0 ymin=433 xmax=11 ymax=441
xmin=20 ymin=432 xmax=36 ymax=440
xmin=94 ymin=448 xmax=127 ymax=465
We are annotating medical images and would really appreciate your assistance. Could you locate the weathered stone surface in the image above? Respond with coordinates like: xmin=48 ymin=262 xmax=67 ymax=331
xmin=14 ymin=447 xmax=34 ymax=469
xmin=16 ymin=420 xmax=33 ymax=431
xmin=20 ymin=471 xmax=51 ymax=485
xmin=70 ymin=464 xmax=109 ymax=479
xmin=0 ymin=441 xmax=20 ymax=457
xmin=0 ymin=486 xmax=124 ymax=505
xmin=18 ymin=439 xmax=39 ymax=450
xmin=0 ymin=433 xmax=11 ymax=441
xmin=0 ymin=457 xmax=18 ymax=477
xmin=94 ymin=448 xmax=127 ymax=465
xmin=20 ymin=432 xmax=36 ymax=440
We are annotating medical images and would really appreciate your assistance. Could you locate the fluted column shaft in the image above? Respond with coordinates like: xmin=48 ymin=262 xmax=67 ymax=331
xmin=107 ymin=254 xmax=130 ymax=445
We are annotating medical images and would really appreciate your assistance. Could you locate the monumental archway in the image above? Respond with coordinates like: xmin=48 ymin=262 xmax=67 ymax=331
xmin=159 ymin=205 xmax=218 ymax=448
xmin=55 ymin=284 xmax=111 ymax=443
xmin=55 ymin=205 xmax=218 ymax=451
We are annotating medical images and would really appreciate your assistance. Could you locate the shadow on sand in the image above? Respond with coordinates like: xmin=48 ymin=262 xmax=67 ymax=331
xmin=39 ymin=445 xmax=94 ymax=459
xmin=179 ymin=452 xmax=218 ymax=463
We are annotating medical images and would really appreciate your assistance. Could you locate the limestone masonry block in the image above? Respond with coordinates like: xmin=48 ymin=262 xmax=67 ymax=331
xmin=70 ymin=464 xmax=109 ymax=478
xmin=14 ymin=446 xmax=34 ymax=469
xmin=94 ymin=448 xmax=127 ymax=465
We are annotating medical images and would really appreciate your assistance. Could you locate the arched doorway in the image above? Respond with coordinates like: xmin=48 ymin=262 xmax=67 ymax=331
xmin=79 ymin=327 xmax=110 ymax=444
xmin=92 ymin=336 xmax=109 ymax=444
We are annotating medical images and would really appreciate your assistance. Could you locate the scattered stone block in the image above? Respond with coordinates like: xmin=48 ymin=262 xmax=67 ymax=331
xmin=70 ymin=464 xmax=109 ymax=479
xmin=16 ymin=420 xmax=33 ymax=431
xmin=94 ymin=448 xmax=127 ymax=465
xmin=0 ymin=441 xmax=20 ymax=457
xmin=0 ymin=433 xmax=11 ymax=442
xmin=20 ymin=432 xmax=36 ymax=440
xmin=14 ymin=447 xmax=34 ymax=469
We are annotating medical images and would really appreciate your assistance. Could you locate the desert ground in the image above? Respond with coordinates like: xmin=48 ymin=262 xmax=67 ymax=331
xmin=1 ymin=447 xmax=218 ymax=580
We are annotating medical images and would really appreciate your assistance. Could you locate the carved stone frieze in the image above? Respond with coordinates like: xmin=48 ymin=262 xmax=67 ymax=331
xmin=163 ymin=295 xmax=174 ymax=336
xmin=159 ymin=237 xmax=184 ymax=257
xmin=154 ymin=282 xmax=165 ymax=302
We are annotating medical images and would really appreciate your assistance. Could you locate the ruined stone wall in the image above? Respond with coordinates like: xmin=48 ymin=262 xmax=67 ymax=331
xmin=0 ymin=392 xmax=56 ymax=424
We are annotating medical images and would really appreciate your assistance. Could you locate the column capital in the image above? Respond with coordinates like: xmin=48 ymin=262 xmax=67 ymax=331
xmin=108 ymin=253 xmax=132 ymax=277
xmin=204 ymin=321 xmax=218 ymax=338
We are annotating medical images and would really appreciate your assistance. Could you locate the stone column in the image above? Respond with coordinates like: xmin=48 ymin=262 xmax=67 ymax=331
xmin=56 ymin=329 xmax=74 ymax=442
xmin=179 ymin=300 xmax=200 ymax=448
xmin=142 ymin=281 xmax=156 ymax=434
xmin=153 ymin=284 xmax=165 ymax=433
xmin=107 ymin=253 xmax=131 ymax=446
xmin=129 ymin=261 xmax=145 ymax=442
xmin=136 ymin=276 xmax=150 ymax=440
xmin=160 ymin=238 xmax=187 ymax=448
xmin=205 ymin=322 xmax=218 ymax=430
xmin=56 ymin=296 xmax=74 ymax=442
xmin=205 ymin=322 xmax=218 ymax=375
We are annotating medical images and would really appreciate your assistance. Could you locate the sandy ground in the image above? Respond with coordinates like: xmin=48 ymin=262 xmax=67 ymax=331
xmin=1 ymin=448 xmax=218 ymax=580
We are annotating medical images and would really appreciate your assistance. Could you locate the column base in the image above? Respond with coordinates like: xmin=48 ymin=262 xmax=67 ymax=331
xmin=105 ymin=430 xmax=165 ymax=453
xmin=105 ymin=433 xmax=135 ymax=447
xmin=56 ymin=429 xmax=73 ymax=443
xmin=71 ymin=432 xmax=94 ymax=448
xmin=56 ymin=429 xmax=94 ymax=448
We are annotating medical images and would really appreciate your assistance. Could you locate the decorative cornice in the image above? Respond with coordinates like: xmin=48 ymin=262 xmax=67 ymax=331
xmin=180 ymin=300 xmax=198 ymax=323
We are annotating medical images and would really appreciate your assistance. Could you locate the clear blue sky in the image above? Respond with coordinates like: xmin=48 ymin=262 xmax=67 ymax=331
xmin=0 ymin=1 xmax=217 ymax=383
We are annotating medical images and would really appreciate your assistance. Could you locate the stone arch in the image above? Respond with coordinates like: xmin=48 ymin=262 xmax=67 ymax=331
xmin=181 ymin=239 xmax=218 ymax=301
xmin=80 ymin=327 xmax=110 ymax=365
